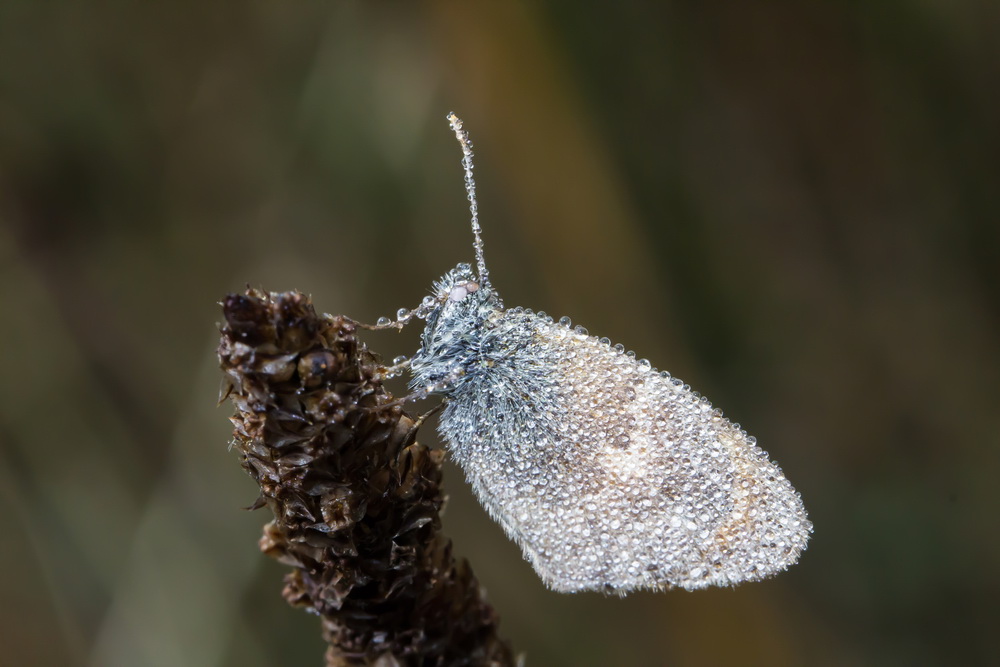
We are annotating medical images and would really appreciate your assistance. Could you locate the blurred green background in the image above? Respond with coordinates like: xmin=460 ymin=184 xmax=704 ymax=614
xmin=1 ymin=2 xmax=998 ymax=666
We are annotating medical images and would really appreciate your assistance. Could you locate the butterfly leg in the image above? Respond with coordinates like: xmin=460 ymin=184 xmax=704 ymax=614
xmin=346 ymin=310 xmax=416 ymax=331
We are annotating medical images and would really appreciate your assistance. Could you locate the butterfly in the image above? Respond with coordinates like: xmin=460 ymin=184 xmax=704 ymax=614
xmin=376 ymin=113 xmax=811 ymax=593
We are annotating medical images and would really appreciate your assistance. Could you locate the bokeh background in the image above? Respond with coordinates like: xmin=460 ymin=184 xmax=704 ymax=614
xmin=2 ymin=2 xmax=998 ymax=666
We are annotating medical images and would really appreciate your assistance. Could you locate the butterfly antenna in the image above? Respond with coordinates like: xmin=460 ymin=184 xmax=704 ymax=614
xmin=447 ymin=112 xmax=489 ymax=288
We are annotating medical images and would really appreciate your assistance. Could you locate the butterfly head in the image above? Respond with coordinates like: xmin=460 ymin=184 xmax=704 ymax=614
xmin=409 ymin=263 xmax=502 ymax=395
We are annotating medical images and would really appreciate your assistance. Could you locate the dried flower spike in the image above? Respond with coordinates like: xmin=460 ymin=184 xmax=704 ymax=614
xmin=218 ymin=289 xmax=516 ymax=667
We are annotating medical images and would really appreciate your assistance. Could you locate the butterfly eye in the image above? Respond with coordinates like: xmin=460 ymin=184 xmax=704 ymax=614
xmin=448 ymin=281 xmax=479 ymax=302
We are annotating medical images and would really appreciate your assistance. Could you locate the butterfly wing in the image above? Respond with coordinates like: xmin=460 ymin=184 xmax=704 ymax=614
xmin=438 ymin=308 xmax=811 ymax=592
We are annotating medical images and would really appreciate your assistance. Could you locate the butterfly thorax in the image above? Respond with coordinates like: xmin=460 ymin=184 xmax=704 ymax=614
xmin=410 ymin=267 xmax=561 ymax=466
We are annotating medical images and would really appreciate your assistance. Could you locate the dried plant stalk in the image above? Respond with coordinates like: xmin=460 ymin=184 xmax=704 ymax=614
xmin=218 ymin=288 xmax=517 ymax=667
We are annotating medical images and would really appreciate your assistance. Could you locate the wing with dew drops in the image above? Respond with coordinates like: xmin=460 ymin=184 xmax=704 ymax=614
xmin=437 ymin=308 xmax=812 ymax=593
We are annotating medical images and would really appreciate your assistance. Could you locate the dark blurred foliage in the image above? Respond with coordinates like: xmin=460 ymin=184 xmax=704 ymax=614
xmin=1 ymin=2 xmax=997 ymax=666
